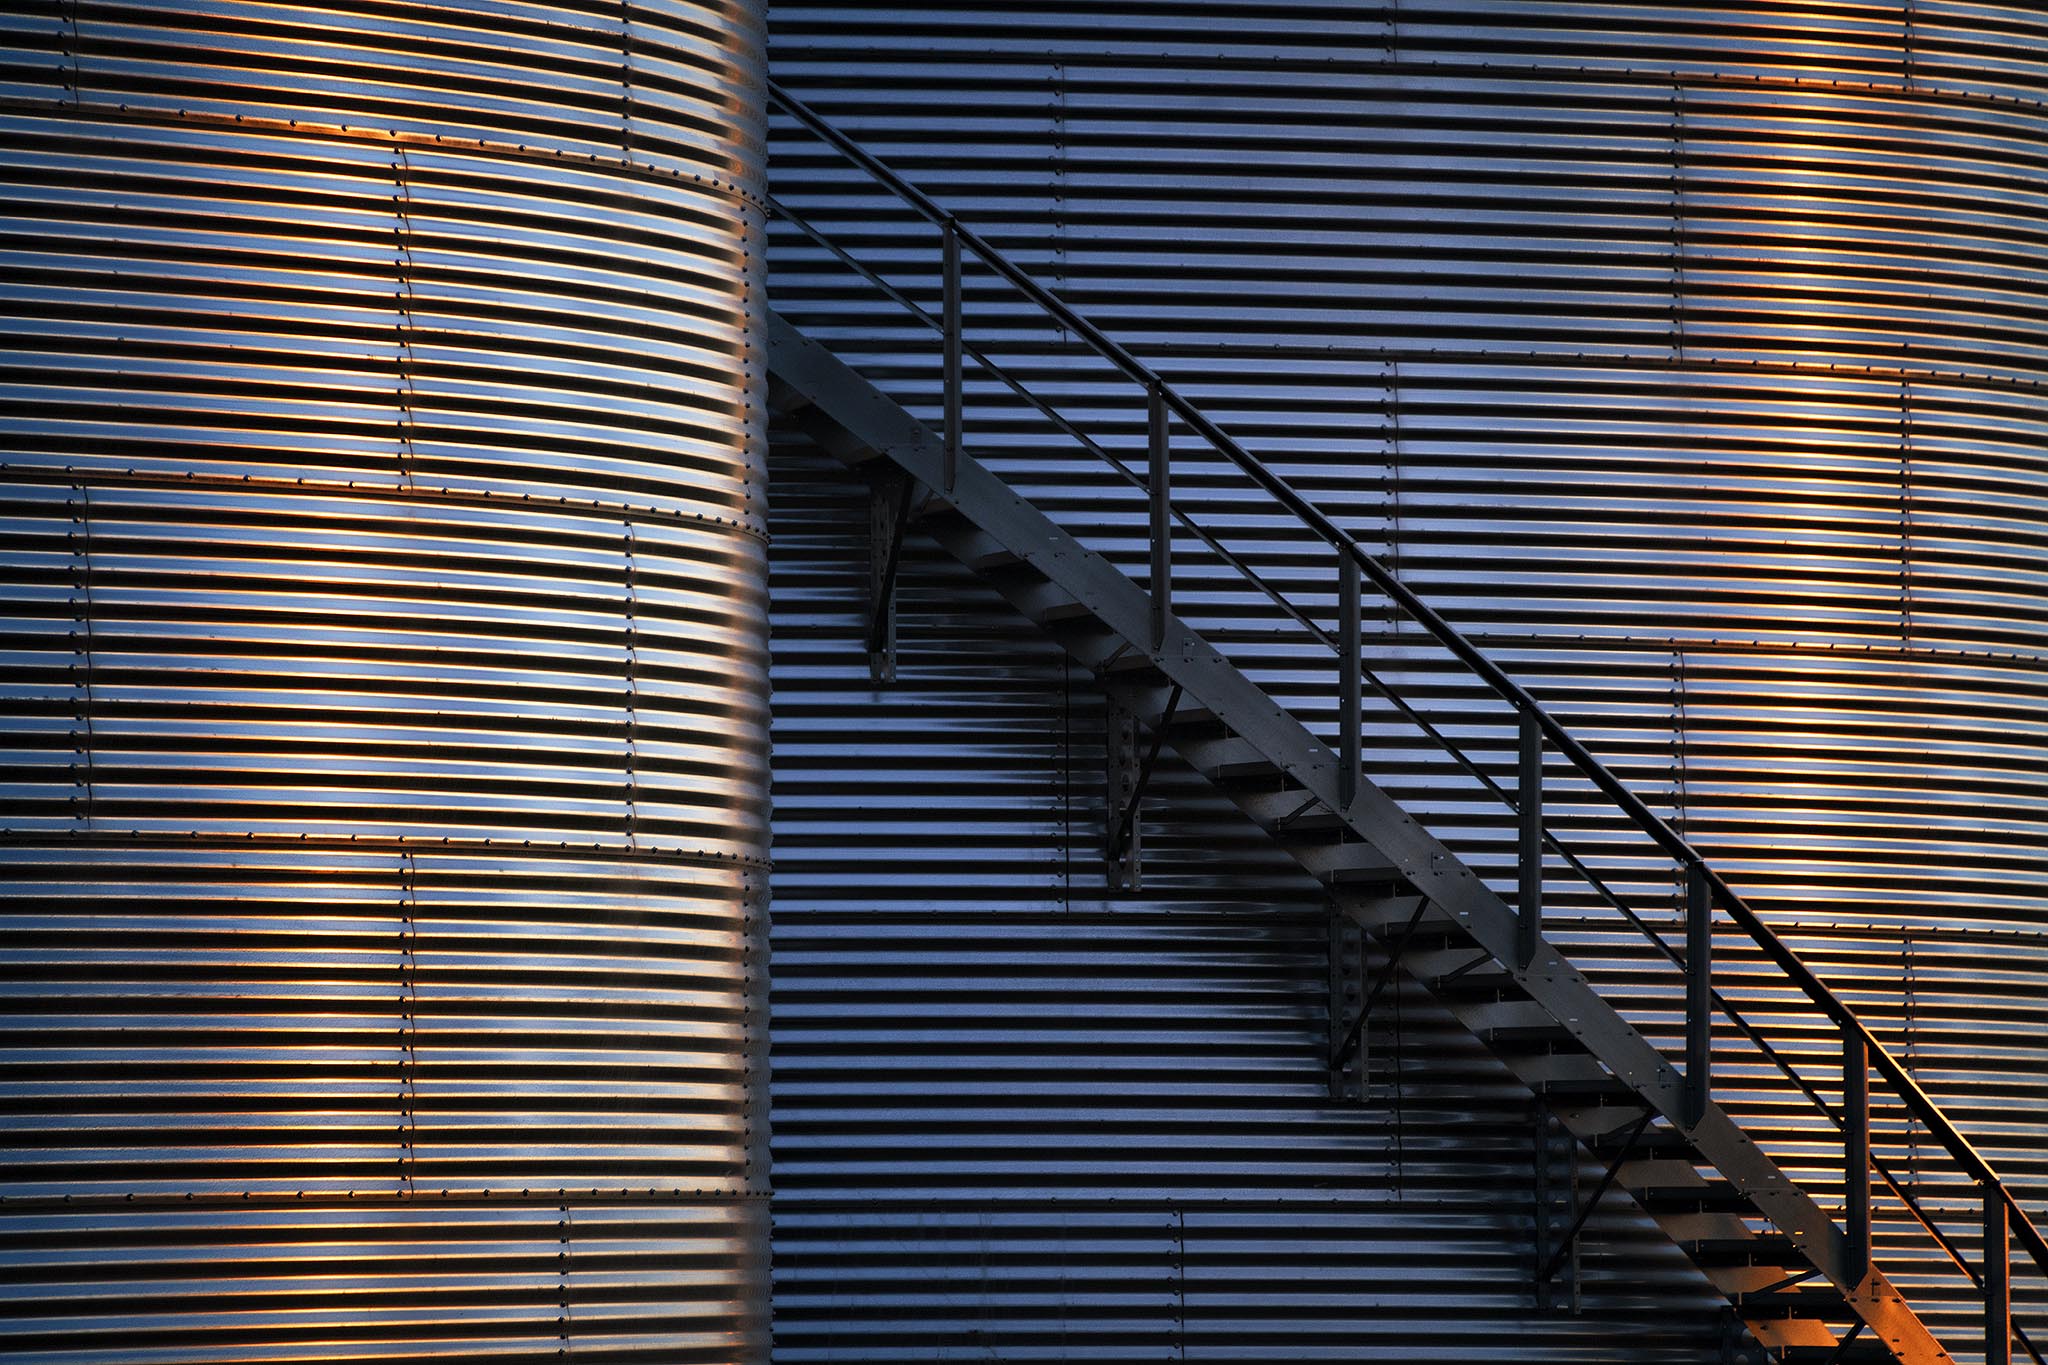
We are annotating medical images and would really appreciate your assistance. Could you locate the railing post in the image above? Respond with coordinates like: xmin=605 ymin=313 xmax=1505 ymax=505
xmin=1683 ymin=861 xmax=1711 ymax=1126
xmin=1148 ymin=381 xmax=1169 ymax=650
xmin=1843 ymin=1032 xmax=1869 ymax=1283
xmin=1338 ymin=553 xmax=1360 ymax=809
xmin=1987 ymin=1188 xmax=2011 ymax=1365
xmin=942 ymin=221 xmax=961 ymax=493
xmin=1517 ymin=709 xmax=1542 ymax=969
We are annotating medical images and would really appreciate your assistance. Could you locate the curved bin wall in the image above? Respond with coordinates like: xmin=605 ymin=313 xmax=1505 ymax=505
xmin=765 ymin=2 xmax=2048 ymax=1357
xmin=0 ymin=2 xmax=771 ymax=1360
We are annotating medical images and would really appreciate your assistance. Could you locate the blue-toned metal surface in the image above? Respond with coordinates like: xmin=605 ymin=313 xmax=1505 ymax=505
xmin=766 ymin=3 xmax=2048 ymax=1359
xmin=0 ymin=2 xmax=772 ymax=1360
xmin=767 ymin=436 xmax=1734 ymax=1361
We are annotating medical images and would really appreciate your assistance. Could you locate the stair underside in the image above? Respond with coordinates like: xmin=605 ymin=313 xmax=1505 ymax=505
xmin=767 ymin=308 xmax=1954 ymax=1365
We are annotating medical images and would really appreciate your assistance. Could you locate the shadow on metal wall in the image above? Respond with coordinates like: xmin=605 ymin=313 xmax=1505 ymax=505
xmin=765 ymin=434 xmax=1728 ymax=1362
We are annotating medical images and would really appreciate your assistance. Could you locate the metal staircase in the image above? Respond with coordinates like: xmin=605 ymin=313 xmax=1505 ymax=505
xmin=763 ymin=80 xmax=2046 ymax=1365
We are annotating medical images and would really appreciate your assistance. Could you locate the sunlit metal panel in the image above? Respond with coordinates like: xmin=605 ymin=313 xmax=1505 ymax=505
xmin=0 ymin=1 xmax=771 ymax=1359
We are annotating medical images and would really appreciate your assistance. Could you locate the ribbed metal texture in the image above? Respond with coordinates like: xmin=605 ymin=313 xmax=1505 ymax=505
xmin=766 ymin=3 xmax=2048 ymax=1358
xmin=767 ymin=441 xmax=1731 ymax=1360
xmin=0 ymin=2 xmax=771 ymax=1360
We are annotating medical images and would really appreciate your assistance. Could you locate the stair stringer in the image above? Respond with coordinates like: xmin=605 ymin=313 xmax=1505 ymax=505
xmin=767 ymin=309 xmax=1951 ymax=1365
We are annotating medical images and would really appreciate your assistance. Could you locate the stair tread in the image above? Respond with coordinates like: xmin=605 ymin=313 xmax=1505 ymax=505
xmin=966 ymin=545 xmax=1028 ymax=572
xmin=1273 ymin=810 xmax=1347 ymax=836
xmin=1774 ymin=1342 xmax=1895 ymax=1365
xmin=1102 ymin=656 xmax=1168 ymax=682
xmin=1637 ymin=1183 xmax=1760 ymax=1214
xmin=1400 ymin=928 xmax=1485 ymax=960
xmin=1286 ymin=838 xmax=1405 ymax=888
xmin=1587 ymin=1125 xmax=1697 ymax=1158
xmin=1686 ymin=1233 xmax=1804 ymax=1266
xmin=1481 ymin=1022 xmax=1585 ymax=1048
xmin=1431 ymin=964 xmax=1520 ymax=996
xmin=1737 ymin=1282 xmax=1852 ymax=1319
xmin=1231 ymin=786 xmax=1337 ymax=829
xmin=1209 ymin=760 xmax=1288 ymax=785
xmin=1039 ymin=598 xmax=1100 ymax=625
xmin=1536 ymin=1072 xmax=1640 ymax=1099
xmin=1160 ymin=703 xmax=1223 ymax=732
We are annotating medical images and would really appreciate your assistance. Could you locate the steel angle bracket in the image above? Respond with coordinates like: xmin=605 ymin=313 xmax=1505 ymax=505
xmin=1328 ymin=894 xmax=1428 ymax=1100
xmin=1327 ymin=908 xmax=1366 ymax=1102
xmin=867 ymin=464 xmax=915 ymax=682
xmin=1105 ymin=684 xmax=1182 ymax=892
xmin=1538 ymin=1109 xmax=1651 ymax=1309
xmin=1105 ymin=692 xmax=1143 ymax=890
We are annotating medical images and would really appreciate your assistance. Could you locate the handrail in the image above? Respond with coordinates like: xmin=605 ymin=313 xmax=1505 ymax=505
xmin=767 ymin=76 xmax=2048 ymax=1283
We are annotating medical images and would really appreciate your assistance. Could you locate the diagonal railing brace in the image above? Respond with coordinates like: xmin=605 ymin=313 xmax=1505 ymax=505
xmin=1539 ymin=1111 xmax=1655 ymax=1288
xmin=1109 ymin=684 xmax=1183 ymax=877
xmin=1328 ymin=897 xmax=1431 ymax=1069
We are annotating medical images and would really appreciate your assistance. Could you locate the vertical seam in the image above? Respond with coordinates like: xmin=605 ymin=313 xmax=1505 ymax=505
xmin=72 ymin=483 xmax=95 ymax=831
xmin=1901 ymin=380 xmax=1914 ymax=651
xmin=393 ymin=140 xmax=417 ymax=490
xmin=1672 ymin=83 xmax=1687 ymax=368
xmin=60 ymin=0 xmax=82 ymax=107
xmin=625 ymin=518 xmax=640 ymax=848
xmin=398 ymin=849 xmax=419 ymax=1198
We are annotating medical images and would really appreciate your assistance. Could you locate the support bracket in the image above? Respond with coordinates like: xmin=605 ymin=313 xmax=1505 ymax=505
xmin=1822 ymin=1320 xmax=1866 ymax=1365
xmin=1328 ymin=896 xmax=1429 ymax=1077
xmin=1533 ymin=1107 xmax=1582 ymax=1313
xmin=867 ymin=466 xmax=913 ymax=682
xmin=1106 ymin=685 xmax=1180 ymax=891
xmin=1539 ymin=1110 xmax=1653 ymax=1295
xmin=1327 ymin=908 xmax=1365 ymax=1102
xmin=1105 ymin=694 xmax=1142 ymax=890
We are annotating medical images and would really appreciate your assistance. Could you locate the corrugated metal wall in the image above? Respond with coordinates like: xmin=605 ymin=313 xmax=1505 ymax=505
xmin=767 ymin=440 xmax=1731 ymax=1360
xmin=0 ymin=2 xmax=772 ymax=1359
xmin=765 ymin=2 xmax=2048 ymax=1358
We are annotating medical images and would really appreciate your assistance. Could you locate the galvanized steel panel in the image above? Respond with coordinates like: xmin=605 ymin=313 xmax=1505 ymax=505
xmin=0 ymin=1 xmax=771 ymax=1359
xmin=767 ymin=2 xmax=2048 ymax=1357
